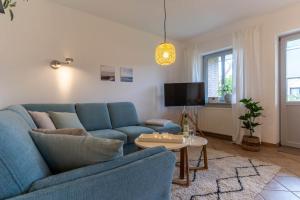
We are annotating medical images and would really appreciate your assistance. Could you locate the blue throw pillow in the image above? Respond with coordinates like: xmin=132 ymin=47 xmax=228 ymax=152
xmin=30 ymin=131 xmax=124 ymax=173
xmin=49 ymin=112 xmax=85 ymax=129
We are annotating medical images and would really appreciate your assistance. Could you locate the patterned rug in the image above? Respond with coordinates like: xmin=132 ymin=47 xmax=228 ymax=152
xmin=172 ymin=147 xmax=280 ymax=200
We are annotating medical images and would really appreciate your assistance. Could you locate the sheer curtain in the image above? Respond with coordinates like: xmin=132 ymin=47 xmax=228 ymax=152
xmin=184 ymin=45 xmax=202 ymax=82
xmin=232 ymin=26 xmax=262 ymax=144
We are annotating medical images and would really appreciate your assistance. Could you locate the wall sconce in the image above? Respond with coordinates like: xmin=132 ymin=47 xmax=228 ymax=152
xmin=50 ymin=58 xmax=74 ymax=69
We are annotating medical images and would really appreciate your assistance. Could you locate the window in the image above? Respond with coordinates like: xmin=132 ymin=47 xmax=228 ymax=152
xmin=203 ymin=49 xmax=233 ymax=105
xmin=290 ymin=87 xmax=300 ymax=96
xmin=286 ymin=38 xmax=300 ymax=102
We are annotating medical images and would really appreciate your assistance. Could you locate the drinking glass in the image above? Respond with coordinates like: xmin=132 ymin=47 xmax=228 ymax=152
xmin=189 ymin=129 xmax=195 ymax=144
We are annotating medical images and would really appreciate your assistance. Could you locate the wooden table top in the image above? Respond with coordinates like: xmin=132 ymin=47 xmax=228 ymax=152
xmin=134 ymin=136 xmax=208 ymax=150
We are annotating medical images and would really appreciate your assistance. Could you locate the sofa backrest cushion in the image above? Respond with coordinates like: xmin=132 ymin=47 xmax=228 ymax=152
xmin=6 ymin=105 xmax=37 ymax=129
xmin=108 ymin=102 xmax=139 ymax=128
xmin=76 ymin=103 xmax=112 ymax=131
xmin=23 ymin=104 xmax=76 ymax=113
xmin=0 ymin=110 xmax=50 ymax=199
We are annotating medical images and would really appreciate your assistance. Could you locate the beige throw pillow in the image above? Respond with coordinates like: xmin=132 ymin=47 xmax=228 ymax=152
xmin=29 ymin=111 xmax=56 ymax=130
xmin=30 ymin=131 xmax=123 ymax=172
xmin=33 ymin=128 xmax=90 ymax=136
xmin=49 ymin=112 xmax=85 ymax=129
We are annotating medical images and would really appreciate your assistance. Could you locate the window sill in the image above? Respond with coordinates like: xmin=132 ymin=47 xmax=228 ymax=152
xmin=205 ymin=103 xmax=232 ymax=108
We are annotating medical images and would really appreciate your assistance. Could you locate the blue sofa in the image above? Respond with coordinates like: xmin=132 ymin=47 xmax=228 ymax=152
xmin=0 ymin=102 xmax=180 ymax=200
xmin=23 ymin=102 xmax=181 ymax=154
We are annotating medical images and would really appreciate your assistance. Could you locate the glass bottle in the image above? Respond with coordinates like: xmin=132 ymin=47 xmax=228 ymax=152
xmin=182 ymin=114 xmax=190 ymax=138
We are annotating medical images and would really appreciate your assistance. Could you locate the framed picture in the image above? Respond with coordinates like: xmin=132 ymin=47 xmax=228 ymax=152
xmin=100 ymin=65 xmax=116 ymax=82
xmin=120 ymin=67 xmax=133 ymax=82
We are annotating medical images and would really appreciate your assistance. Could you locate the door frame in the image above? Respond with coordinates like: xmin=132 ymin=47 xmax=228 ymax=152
xmin=279 ymin=32 xmax=300 ymax=147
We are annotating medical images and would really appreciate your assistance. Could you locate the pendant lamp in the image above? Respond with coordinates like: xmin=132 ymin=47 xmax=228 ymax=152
xmin=155 ymin=0 xmax=176 ymax=66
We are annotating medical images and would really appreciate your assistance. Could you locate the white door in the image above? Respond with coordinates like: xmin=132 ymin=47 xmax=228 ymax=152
xmin=280 ymin=33 xmax=300 ymax=148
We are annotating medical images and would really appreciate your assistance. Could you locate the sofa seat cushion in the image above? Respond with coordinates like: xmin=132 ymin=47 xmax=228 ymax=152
xmin=89 ymin=129 xmax=127 ymax=144
xmin=116 ymin=126 xmax=155 ymax=144
xmin=76 ymin=103 xmax=112 ymax=131
xmin=145 ymin=123 xmax=181 ymax=134
xmin=123 ymin=143 xmax=139 ymax=155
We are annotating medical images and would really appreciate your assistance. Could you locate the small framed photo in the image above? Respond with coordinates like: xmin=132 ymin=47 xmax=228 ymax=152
xmin=120 ymin=67 xmax=133 ymax=82
xmin=100 ymin=65 xmax=116 ymax=82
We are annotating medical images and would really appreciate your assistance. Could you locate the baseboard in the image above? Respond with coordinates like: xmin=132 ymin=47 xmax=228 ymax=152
xmin=203 ymin=131 xmax=232 ymax=141
xmin=278 ymin=146 xmax=300 ymax=155
xmin=261 ymin=142 xmax=280 ymax=147
xmin=203 ymin=131 xmax=279 ymax=147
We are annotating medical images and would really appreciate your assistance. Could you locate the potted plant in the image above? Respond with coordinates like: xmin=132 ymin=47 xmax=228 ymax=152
xmin=218 ymin=77 xmax=233 ymax=104
xmin=0 ymin=0 xmax=28 ymax=21
xmin=239 ymin=98 xmax=263 ymax=152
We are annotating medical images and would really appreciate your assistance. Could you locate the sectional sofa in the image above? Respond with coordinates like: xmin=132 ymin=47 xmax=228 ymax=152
xmin=23 ymin=102 xmax=181 ymax=154
xmin=0 ymin=102 xmax=181 ymax=200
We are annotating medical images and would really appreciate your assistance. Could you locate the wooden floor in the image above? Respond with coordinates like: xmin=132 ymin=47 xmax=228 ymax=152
xmin=206 ymin=136 xmax=300 ymax=200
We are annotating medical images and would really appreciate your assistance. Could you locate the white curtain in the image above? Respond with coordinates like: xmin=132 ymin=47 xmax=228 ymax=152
xmin=184 ymin=45 xmax=202 ymax=82
xmin=232 ymin=26 xmax=262 ymax=144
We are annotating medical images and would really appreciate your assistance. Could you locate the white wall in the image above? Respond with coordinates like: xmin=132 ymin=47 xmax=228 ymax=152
xmin=0 ymin=0 xmax=184 ymax=121
xmin=183 ymin=3 xmax=300 ymax=144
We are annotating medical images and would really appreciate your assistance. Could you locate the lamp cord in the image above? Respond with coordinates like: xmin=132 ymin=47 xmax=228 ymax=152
xmin=164 ymin=0 xmax=167 ymax=43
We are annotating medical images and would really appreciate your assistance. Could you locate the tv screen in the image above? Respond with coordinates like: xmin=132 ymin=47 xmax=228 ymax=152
xmin=164 ymin=83 xmax=205 ymax=107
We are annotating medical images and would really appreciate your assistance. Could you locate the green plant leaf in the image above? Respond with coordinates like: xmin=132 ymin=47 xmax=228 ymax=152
xmin=9 ymin=2 xmax=16 ymax=7
xmin=9 ymin=8 xmax=13 ymax=20
xmin=239 ymin=97 xmax=264 ymax=132
xmin=218 ymin=75 xmax=233 ymax=96
xmin=2 ymin=0 xmax=28 ymax=21
xmin=239 ymin=116 xmax=247 ymax=120
xmin=3 ymin=0 xmax=9 ymax=8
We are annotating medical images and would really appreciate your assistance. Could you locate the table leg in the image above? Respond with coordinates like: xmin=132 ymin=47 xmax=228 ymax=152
xmin=203 ymin=145 xmax=208 ymax=170
xmin=184 ymin=147 xmax=190 ymax=186
xmin=189 ymin=145 xmax=209 ymax=171
xmin=179 ymin=147 xmax=185 ymax=179
xmin=173 ymin=147 xmax=190 ymax=187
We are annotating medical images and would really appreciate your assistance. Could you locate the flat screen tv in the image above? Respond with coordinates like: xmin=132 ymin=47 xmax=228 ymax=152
xmin=164 ymin=82 xmax=205 ymax=107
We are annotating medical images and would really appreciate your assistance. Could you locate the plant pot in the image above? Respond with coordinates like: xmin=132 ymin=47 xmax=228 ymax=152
xmin=241 ymin=135 xmax=260 ymax=152
xmin=224 ymin=94 xmax=232 ymax=104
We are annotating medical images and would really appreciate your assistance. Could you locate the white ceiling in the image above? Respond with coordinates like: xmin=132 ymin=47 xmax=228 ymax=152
xmin=52 ymin=0 xmax=300 ymax=40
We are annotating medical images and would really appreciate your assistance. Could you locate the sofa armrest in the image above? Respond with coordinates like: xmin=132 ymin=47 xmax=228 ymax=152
xmin=9 ymin=147 xmax=175 ymax=200
xmin=29 ymin=147 xmax=166 ymax=192
xmin=29 ymin=147 xmax=168 ymax=191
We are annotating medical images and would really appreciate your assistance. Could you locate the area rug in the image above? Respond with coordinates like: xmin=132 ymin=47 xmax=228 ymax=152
xmin=172 ymin=147 xmax=281 ymax=200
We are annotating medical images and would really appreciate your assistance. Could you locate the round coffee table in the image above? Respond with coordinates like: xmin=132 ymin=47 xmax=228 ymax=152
xmin=135 ymin=135 xmax=208 ymax=187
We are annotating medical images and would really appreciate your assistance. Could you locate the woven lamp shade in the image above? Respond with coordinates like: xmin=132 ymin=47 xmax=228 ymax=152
xmin=155 ymin=42 xmax=176 ymax=66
